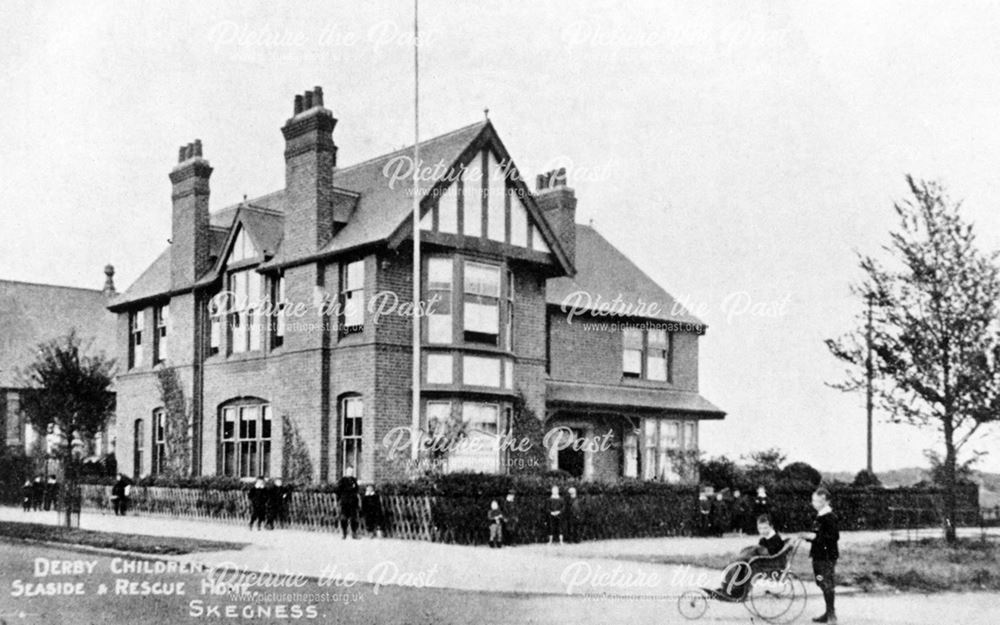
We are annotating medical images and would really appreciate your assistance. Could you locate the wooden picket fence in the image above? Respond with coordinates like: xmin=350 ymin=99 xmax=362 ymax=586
xmin=78 ymin=484 xmax=436 ymax=540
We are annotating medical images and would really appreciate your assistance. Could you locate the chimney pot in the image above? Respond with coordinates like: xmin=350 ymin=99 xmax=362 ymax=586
xmin=194 ymin=139 xmax=203 ymax=158
xmin=294 ymin=94 xmax=303 ymax=115
xmin=103 ymin=264 xmax=116 ymax=295
xmin=303 ymin=90 xmax=314 ymax=110
xmin=178 ymin=146 xmax=186 ymax=163
xmin=314 ymin=86 xmax=324 ymax=107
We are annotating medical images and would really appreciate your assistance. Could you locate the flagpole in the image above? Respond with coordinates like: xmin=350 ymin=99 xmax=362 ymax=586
xmin=410 ymin=0 xmax=421 ymax=462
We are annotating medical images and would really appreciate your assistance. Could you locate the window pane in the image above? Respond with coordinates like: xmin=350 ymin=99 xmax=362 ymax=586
xmin=426 ymin=353 xmax=453 ymax=384
xmin=648 ymin=329 xmax=667 ymax=347
xmin=503 ymin=359 xmax=513 ymax=390
xmin=428 ymin=313 xmax=452 ymax=344
xmin=343 ymin=291 xmax=364 ymax=327
xmin=464 ymin=301 xmax=499 ymax=334
xmin=647 ymin=353 xmax=667 ymax=381
xmin=222 ymin=408 xmax=235 ymax=439
xmin=683 ymin=422 xmax=696 ymax=448
xmin=428 ymin=257 xmax=452 ymax=289
xmin=623 ymin=328 xmax=643 ymax=348
xmin=262 ymin=406 xmax=271 ymax=439
xmin=623 ymin=349 xmax=642 ymax=375
xmin=464 ymin=262 xmax=500 ymax=296
xmin=463 ymin=355 xmax=501 ymax=387
xmin=345 ymin=260 xmax=364 ymax=291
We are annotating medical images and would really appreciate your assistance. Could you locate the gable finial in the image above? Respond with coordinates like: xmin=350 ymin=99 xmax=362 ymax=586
xmin=484 ymin=107 xmax=489 ymax=120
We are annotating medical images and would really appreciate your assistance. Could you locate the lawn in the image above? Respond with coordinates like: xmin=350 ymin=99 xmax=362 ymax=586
xmin=613 ymin=538 xmax=1000 ymax=593
xmin=0 ymin=520 xmax=246 ymax=555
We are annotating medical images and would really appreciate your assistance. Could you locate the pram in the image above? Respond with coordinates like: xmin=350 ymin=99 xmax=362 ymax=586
xmin=677 ymin=537 xmax=807 ymax=623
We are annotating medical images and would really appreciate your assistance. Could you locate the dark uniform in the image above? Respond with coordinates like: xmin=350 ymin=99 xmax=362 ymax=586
xmin=111 ymin=476 xmax=130 ymax=516
xmin=43 ymin=476 xmax=58 ymax=511
xmin=336 ymin=475 xmax=360 ymax=538
xmin=268 ymin=481 xmax=290 ymax=528
xmin=361 ymin=489 xmax=383 ymax=537
xmin=21 ymin=481 xmax=32 ymax=512
xmin=809 ymin=510 xmax=840 ymax=623
xmin=31 ymin=478 xmax=43 ymax=511
xmin=564 ymin=494 xmax=581 ymax=543
xmin=547 ymin=496 xmax=565 ymax=541
xmin=502 ymin=495 xmax=519 ymax=546
xmin=248 ymin=483 xmax=268 ymax=530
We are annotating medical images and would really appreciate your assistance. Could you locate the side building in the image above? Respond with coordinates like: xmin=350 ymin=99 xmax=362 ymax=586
xmin=1 ymin=269 xmax=118 ymax=459
xmin=110 ymin=86 xmax=724 ymax=483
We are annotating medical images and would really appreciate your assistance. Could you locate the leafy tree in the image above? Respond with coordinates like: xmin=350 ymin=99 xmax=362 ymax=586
xmin=697 ymin=454 xmax=744 ymax=490
xmin=779 ymin=461 xmax=822 ymax=488
xmin=852 ymin=469 xmax=882 ymax=488
xmin=924 ymin=449 xmax=979 ymax=486
xmin=743 ymin=448 xmax=786 ymax=488
xmin=154 ymin=367 xmax=191 ymax=477
xmin=826 ymin=176 xmax=1000 ymax=542
xmin=19 ymin=331 xmax=115 ymax=527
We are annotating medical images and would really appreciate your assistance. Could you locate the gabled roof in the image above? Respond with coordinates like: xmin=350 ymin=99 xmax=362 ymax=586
xmin=546 ymin=225 xmax=705 ymax=327
xmin=113 ymin=122 xmax=499 ymax=309
xmin=0 ymin=280 xmax=117 ymax=387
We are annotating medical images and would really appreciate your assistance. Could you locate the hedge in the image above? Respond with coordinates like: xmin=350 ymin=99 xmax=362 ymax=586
xmin=4 ymin=471 xmax=981 ymax=544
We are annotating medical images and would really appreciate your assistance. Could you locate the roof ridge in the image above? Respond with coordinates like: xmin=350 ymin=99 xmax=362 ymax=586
xmin=0 ymin=278 xmax=104 ymax=294
xmin=334 ymin=120 xmax=488 ymax=174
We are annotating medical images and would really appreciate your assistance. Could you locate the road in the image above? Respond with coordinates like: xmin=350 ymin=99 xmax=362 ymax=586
xmin=1 ymin=540 xmax=998 ymax=625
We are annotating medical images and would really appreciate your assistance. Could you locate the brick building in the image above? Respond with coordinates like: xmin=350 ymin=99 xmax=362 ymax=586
xmin=1 ymin=269 xmax=118 ymax=457
xmin=109 ymin=87 xmax=724 ymax=484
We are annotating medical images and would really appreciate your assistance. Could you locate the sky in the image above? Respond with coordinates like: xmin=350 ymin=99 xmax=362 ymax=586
xmin=2 ymin=0 xmax=1000 ymax=473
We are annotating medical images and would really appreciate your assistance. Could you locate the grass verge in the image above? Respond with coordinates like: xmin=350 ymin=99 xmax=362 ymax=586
xmin=0 ymin=520 xmax=246 ymax=555
xmin=611 ymin=537 xmax=1000 ymax=593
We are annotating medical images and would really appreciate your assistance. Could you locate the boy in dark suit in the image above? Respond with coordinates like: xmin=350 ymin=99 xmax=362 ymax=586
xmin=801 ymin=487 xmax=839 ymax=624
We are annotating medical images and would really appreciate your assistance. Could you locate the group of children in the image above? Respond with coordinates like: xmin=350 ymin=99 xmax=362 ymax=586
xmin=487 ymin=485 xmax=582 ymax=548
xmin=20 ymin=475 xmax=59 ymax=512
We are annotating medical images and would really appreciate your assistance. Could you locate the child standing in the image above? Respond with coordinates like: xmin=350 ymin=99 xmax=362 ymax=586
xmin=487 ymin=500 xmax=504 ymax=548
xmin=547 ymin=485 xmax=564 ymax=544
xmin=801 ymin=487 xmax=839 ymax=624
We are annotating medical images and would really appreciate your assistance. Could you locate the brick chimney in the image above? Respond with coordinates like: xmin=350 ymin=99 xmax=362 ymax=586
xmin=169 ymin=139 xmax=212 ymax=287
xmin=535 ymin=167 xmax=576 ymax=267
xmin=281 ymin=86 xmax=336 ymax=258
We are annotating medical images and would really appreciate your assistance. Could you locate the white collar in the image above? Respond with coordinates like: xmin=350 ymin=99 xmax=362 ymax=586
xmin=817 ymin=505 xmax=833 ymax=516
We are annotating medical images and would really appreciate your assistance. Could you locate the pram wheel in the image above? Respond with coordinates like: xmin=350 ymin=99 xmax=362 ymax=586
xmin=745 ymin=571 xmax=806 ymax=623
xmin=677 ymin=589 xmax=708 ymax=620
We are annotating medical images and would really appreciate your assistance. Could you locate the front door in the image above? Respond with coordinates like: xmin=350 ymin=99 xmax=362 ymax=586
xmin=557 ymin=427 xmax=585 ymax=478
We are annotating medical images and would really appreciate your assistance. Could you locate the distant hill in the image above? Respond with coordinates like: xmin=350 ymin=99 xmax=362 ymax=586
xmin=823 ymin=467 xmax=1000 ymax=507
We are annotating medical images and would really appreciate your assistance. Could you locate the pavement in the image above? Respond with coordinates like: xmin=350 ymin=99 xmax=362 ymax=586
xmin=0 ymin=505 xmax=992 ymax=599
